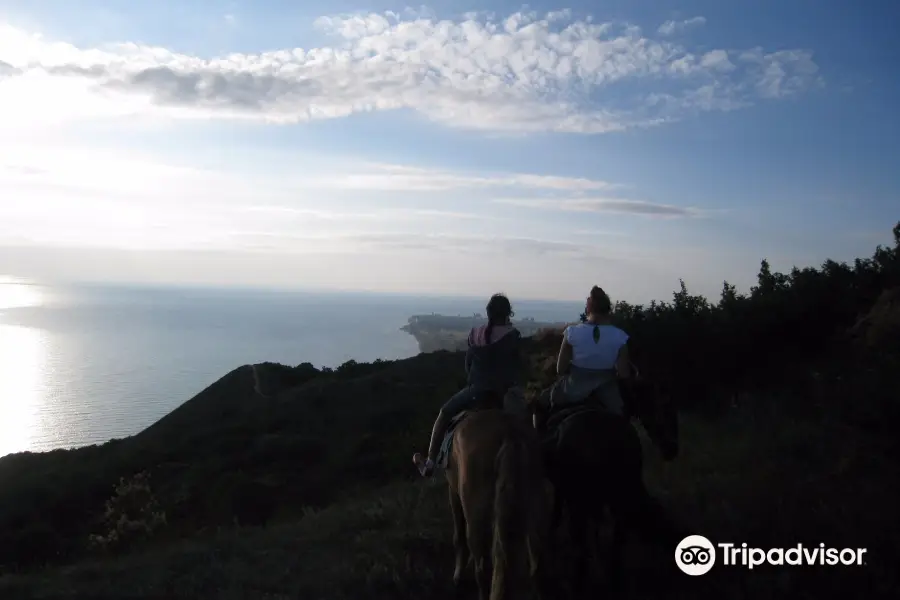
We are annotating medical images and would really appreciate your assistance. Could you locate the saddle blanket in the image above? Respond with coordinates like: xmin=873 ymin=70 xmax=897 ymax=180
xmin=436 ymin=411 xmax=469 ymax=470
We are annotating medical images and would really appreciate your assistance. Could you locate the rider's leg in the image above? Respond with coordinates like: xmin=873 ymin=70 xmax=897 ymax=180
xmin=413 ymin=386 xmax=476 ymax=476
xmin=532 ymin=386 xmax=552 ymax=431
xmin=595 ymin=380 xmax=625 ymax=416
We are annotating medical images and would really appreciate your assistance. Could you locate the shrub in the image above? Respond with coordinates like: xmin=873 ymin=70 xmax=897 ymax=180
xmin=88 ymin=471 xmax=166 ymax=552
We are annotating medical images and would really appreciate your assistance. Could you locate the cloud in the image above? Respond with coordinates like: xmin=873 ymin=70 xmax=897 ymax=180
xmin=216 ymin=230 xmax=587 ymax=257
xmin=302 ymin=162 xmax=621 ymax=193
xmin=699 ymin=49 xmax=735 ymax=72
xmin=0 ymin=140 xmax=619 ymax=198
xmin=235 ymin=205 xmax=495 ymax=222
xmin=328 ymin=232 xmax=627 ymax=262
xmin=572 ymin=229 xmax=629 ymax=237
xmin=493 ymin=197 xmax=700 ymax=218
xmin=740 ymin=48 xmax=823 ymax=98
xmin=0 ymin=60 xmax=18 ymax=76
xmin=658 ymin=16 xmax=707 ymax=36
xmin=0 ymin=163 xmax=46 ymax=176
xmin=0 ymin=10 xmax=821 ymax=134
xmin=6 ymin=145 xmax=591 ymax=251
xmin=0 ymin=138 xmax=698 ymax=258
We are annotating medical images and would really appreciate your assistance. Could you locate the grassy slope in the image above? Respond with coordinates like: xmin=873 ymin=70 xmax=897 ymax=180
xmin=0 ymin=400 xmax=896 ymax=599
xmin=0 ymin=350 xmax=463 ymax=569
xmin=0 ymin=329 xmax=897 ymax=598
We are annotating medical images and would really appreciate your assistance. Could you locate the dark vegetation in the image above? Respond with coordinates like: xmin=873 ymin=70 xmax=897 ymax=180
xmin=1 ymin=224 xmax=899 ymax=598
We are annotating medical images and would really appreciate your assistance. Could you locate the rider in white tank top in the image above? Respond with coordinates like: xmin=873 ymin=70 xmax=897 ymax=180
xmin=533 ymin=286 xmax=633 ymax=420
xmin=550 ymin=322 xmax=629 ymax=414
xmin=565 ymin=323 xmax=629 ymax=371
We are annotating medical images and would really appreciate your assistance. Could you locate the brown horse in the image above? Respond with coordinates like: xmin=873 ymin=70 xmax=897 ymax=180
xmin=445 ymin=407 xmax=553 ymax=600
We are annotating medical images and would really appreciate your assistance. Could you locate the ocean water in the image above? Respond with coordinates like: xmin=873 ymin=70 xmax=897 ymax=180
xmin=0 ymin=280 xmax=580 ymax=458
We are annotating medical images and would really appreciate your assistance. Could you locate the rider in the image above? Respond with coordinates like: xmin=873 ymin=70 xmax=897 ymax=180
xmin=412 ymin=293 xmax=522 ymax=477
xmin=538 ymin=285 xmax=633 ymax=421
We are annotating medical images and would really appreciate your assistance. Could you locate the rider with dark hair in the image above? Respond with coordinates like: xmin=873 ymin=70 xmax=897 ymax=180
xmin=536 ymin=285 xmax=633 ymax=419
xmin=412 ymin=293 xmax=522 ymax=477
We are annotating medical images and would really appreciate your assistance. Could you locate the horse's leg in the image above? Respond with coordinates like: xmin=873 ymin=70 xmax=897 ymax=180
xmin=608 ymin=516 xmax=627 ymax=597
xmin=449 ymin=484 xmax=470 ymax=591
xmin=469 ymin=519 xmax=492 ymax=600
xmin=550 ymin=483 xmax=564 ymax=531
xmin=462 ymin=487 xmax=492 ymax=600
xmin=566 ymin=499 xmax=591 ymax=598
xmin=528 ymin=484 xmax=557 ymax=600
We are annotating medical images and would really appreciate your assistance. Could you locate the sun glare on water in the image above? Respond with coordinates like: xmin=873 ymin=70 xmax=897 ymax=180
xmin=0 ymin=281 xmax=49 ymax=457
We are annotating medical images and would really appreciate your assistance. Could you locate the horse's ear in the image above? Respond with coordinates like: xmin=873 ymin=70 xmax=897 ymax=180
xmin=522 ymin=385 xmax=545 ymax=414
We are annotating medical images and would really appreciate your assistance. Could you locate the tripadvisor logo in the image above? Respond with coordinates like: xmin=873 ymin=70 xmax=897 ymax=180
xmin=676 ymin=535 xmax=716 ymax=575
xmin=675 ymin=535 xmax=868 ymax=575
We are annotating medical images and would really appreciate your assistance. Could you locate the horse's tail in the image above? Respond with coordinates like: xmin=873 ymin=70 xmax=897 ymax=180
xmin=490 ymin=433 xmax=527 ymax=600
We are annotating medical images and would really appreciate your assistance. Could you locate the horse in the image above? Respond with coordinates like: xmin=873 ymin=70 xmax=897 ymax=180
xmin=444 ymin=395 xmax=554 ymax=600
xmin=526 ymin=363 xmax=684 ymax=596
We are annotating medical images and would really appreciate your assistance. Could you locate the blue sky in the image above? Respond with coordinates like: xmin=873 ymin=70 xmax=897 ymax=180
xmin=0 ymin=1 xmax=897 ymax=303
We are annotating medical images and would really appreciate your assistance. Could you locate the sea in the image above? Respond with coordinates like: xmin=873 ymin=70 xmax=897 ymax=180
xmin=0 ymin=279 xmax=580 ymax=458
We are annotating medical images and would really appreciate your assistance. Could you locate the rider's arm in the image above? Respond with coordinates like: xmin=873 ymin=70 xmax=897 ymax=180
xmin=615 ymin=342 xmax=633 ymax=379
xmin=556 ymin=331 xmax=573 ymax=375
xmin=464 ymin=328 xmax=475 ymax=374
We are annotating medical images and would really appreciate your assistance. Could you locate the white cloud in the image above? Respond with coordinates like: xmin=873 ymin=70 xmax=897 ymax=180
xmin=0 ymin=239 xmax=689 ymax=303
xmin=493 ymin=197 xmax=700 ymax=218
xmin=700 ymin=49 xmax=735 ymax=72
xmin=0 ymin=143 xmax=656 ymax=253
xmin=341 ymin=232 xmax=599 ymax=257
xmin=234 ymin=205 xmax=495 ymax=222
xmin=301 ymin=162 xmax=621 ymax=192
xmin=740 ymin=48 xmax=823 ymax=98
xmin=658 ymin=16 xmax=707 ymax=36
xmin=0 ymin=10 xmax=821 ymax=134
xmin=220 ymin=230 xmax=642 ymax=266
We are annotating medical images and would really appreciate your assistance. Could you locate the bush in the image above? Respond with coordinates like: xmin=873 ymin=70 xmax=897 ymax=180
xmin=598 ymin=222 xmax=900 ymax=416
xmin=88 ymin=471 xmax=166 ymax=553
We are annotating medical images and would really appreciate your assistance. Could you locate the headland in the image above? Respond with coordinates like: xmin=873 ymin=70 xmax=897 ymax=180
xmin=400 ymin=313 xmax=570 ymax=352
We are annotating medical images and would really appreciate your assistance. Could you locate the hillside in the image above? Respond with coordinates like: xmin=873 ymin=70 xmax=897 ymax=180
xmin=0 ymin=223 xmax=899 ymax=599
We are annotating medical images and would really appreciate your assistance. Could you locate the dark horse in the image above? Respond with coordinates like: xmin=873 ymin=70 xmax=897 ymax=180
xmin=526 ymin=363 xmax=684 ymax=596
xmin=445 ymin=392 xmax=554 ymax=600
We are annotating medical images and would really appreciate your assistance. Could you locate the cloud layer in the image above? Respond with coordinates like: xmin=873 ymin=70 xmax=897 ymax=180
xmin=300 ymin=162 xmax=622 ymax=192
xmin=1 ymin=141 xmax=700 ymax=259
xmin=0 ymin=10 xmax=822 ymax=133
xmin=493 ymin=197 xmax=699 ymax=217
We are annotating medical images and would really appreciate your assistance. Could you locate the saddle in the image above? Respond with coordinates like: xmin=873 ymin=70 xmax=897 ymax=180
xmin=544 ymin=402 xmax=605 ymax=433
xmin=435 ymin=389 xmax=506 ymax=469
xmin=536 ymin=396 xmax=627 ymax=486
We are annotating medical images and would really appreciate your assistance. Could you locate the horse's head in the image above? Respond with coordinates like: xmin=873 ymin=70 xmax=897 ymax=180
xmin=622 ymin=363 xmax=679 ymax=461
xmin=501 ymin=387 xmax=531 ymax=420
xmin=522 ymin=384 xmax=550 ymax=431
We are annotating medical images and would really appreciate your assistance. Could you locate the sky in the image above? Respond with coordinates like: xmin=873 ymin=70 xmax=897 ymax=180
xmin=0 ymin=0 xmax=898 ymax=304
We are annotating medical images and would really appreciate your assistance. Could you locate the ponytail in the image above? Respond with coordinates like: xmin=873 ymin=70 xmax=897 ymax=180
xmin=484 ymin=293 xmax=513 ymax=345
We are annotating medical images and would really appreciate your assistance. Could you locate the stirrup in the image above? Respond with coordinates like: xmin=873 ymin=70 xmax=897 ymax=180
xmin=412 ymin=453 xmax=434 ymax=477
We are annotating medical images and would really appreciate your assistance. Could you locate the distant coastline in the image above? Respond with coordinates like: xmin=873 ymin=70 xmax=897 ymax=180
xmin=400 ymin=313 xmax=568 ymax=353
